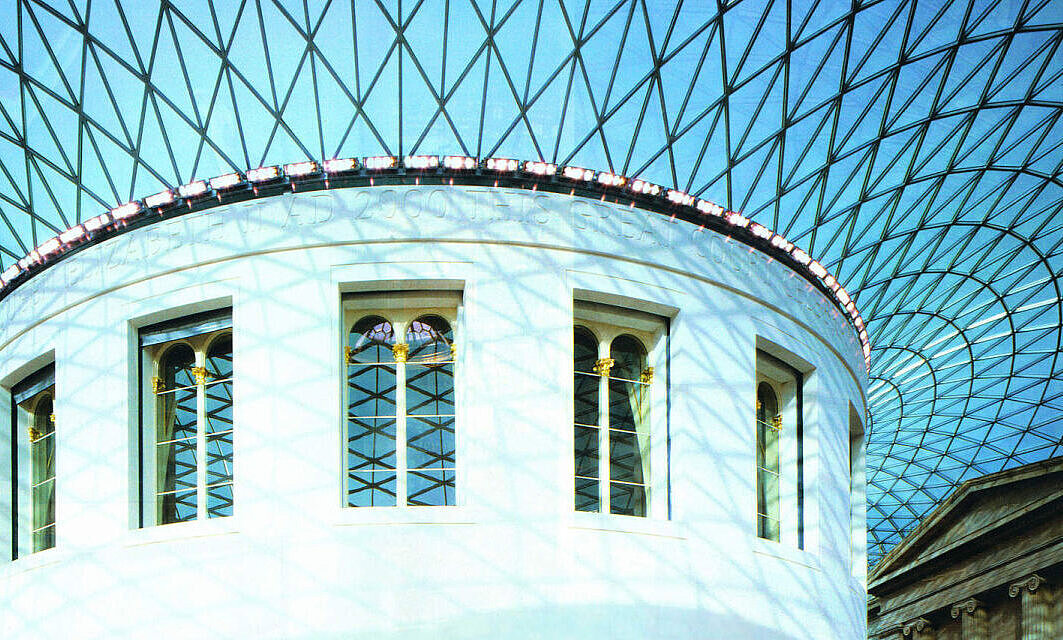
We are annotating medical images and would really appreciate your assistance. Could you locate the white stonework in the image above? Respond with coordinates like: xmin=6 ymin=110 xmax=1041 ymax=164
xmin=0 ymin=187 xmax=866 ymax=639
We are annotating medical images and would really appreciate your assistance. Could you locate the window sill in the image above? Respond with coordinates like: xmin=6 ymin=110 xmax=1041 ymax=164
xmin=125 ymin=516 xmax=240 ymax=547
xmin=333 ymin=504 xmax=481 ymax=527
xmin=752 ymin=536 xmax=819 ymax=570
xmin=568 ymin=511 xmax=683 ymax=539
xmin=2 ymin=546 xmax=64 ymax=576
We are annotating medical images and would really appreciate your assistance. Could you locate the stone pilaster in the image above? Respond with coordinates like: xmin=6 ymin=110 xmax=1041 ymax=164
xmin=950 ymin=598 xmax=987 ymax=640
xmin=902 ymin=617 xmax=935 ymax=640
xmin=1009 ymin=574 xmax=1054 ymax=640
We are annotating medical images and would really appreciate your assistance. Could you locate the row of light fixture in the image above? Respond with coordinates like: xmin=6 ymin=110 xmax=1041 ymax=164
xmin=0 ymin=155 xmax=871 ymax=371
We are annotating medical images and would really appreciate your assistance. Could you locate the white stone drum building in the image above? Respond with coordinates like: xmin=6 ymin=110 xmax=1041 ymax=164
xmin=1 ymin=174 xmax=866 ymax=638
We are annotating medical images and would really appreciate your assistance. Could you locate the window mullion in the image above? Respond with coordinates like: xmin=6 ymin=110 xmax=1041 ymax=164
xmin=598 ymin=340 xmax=610 ymax=514
xmin=395 ymin=340 xmax=409 ymax=508
xmin=195 ymin=352 xmax=208 ymax=521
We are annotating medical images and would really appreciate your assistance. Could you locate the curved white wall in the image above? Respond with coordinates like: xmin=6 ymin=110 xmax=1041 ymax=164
xmin=0 ymin=187 xmax=866 ymax=639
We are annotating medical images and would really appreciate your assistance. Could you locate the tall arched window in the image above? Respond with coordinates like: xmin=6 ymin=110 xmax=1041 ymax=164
xmin=573 ymin=301 xmax=665 ymax=518
xmin=756 ymin=382 xmax=780 ymax=541
xmin=12 ymin=363 xmax=56 ymax=557
xmin=608 ymin=335 xmax=650 ymax=516
xmin=346 ymin=316 xmax=398 ymax=506
xmin=140 ymin=308 xmax=234 ymax=526
xmin=156 ymin=344 xmax=198 ymax=523
xmin=30 ymin=393 xmax=56 ymax=552
xmin=755 ymin=348 xmax=805 ymax=548
xmin=344 ymin=293 xmax=459 ymax=508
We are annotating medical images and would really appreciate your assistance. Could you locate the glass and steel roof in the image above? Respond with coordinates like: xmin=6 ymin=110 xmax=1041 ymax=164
xmin=0 ymin=0 xmax=1060 ymax=566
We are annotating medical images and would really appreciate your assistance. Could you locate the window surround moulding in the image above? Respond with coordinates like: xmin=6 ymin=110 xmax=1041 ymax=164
xmin=341 ymin=288 xmax=462 ymax=510
xmin=132 ymin=305 xmax=235 ymax=529
xmin=572 ymin=288 xmax=678 ymax=322
xmin=0 ymin=350 xmax=56 ymax=392
xmin=335 ymin=278 xmax=466 ymax=296
xmin=9 ymin=360 xmax=57 ymax=560
xmin=127 ymin=296 xmax=235 ymax=335
xmin=124 ymin=296 xmax=233 ymax=531
xmin=573 ymin=298 xmax=670 ymax=521
xmin=755 ymin=335 xmax=815 ymax=377
xmin=754 ymin=337 xmax=815 ymax=555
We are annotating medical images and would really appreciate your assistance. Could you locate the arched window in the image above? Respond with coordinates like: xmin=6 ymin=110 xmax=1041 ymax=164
xmin=156 ymin=344 xmax=197 ymax=523
xmin=608 ymin=335 xmax=649 ymax=516
xmin=344 ymin=293 xmax=460 ymax=508
xmin=346 ymin=316 xmax=398 ymax=506
xmin=573 ymin=302 xmax=665 ymax=518
xmin=755 ymin=348 xmax=805 ymax=548
xmin=404 ymin=316 xmax=455 ymax=506
xmin=30 ymin=393 xmax=56 ymax=552
xmin=12 ymin=363 xmax=56 ymax=557
xmin=140 ymin=308 xmax=234 ymax=526
xmin=756 ymin=382 xmax=780 ymax=541
xmin=573 ymin=327 xmax=600 ymax=511
xmin=204 ymin=335 xmax=234 ymax=518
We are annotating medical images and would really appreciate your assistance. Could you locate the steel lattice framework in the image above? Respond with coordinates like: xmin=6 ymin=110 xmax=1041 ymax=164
xmin=0 ymin=0 xmax=1061 ymax=566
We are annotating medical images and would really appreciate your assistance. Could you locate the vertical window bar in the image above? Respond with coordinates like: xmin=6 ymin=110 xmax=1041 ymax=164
xmin=394 ymin=338 xmax=408 ymax=506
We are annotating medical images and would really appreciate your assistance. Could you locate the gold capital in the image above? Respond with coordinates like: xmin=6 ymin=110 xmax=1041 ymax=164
xmin=392 ymin=343 xmax=409 ymax=363
xmin=344 ymin=345 xmax=353 ymax=364
xmin=152 ymin=377 xmax=164 ymax=394
xmin=192 ymin=366 xmax=208 ymax=385
xmin=593 ymin=357 xmax=615 ymax=377
xmin=640 ymin=367 xmax=654 ymax=383
xmin=28 ymin=427 xmax=41 ymax=442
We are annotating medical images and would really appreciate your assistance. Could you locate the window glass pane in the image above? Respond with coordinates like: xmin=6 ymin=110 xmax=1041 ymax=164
xmin=33 ymin=395 xmax=54 ymax=437
xmin=157 ymin=386 xmax=197 ymax=444
xmin=160 ymin=344 xmax=196 ymax=389
xmin=610 ymin=334 xmax=646 ymax=381
xmin=407 ymin=416 xmax=455 ymax=470
xmin=31 ymin=482 xmax=55 ymax=539
xmin=609 ymin=429 xmax=646 ymax=485
xmin=159 ymin=489 xmax=197 ymax=524
xmin=406 ymin=316 xmax=453 ymax=364
xmin=207 ymin=483 xmax=233 ymax=518
xmin=206 ymin=432 xmax=233 ymax=486
xmin=574 ymin=372 xmax=598 ymax=426
xmin=406 ymin=363 xmax=454 ymax=416
xmin=31 ymin=434 xmax=56 ymax=487
xmin=204 ymin=381 xmax=233 ymax=435
xmin=609 ymin=335 xmax=648 ymax=433
xmin=206 ymin=334 xmax=233 ymax=379
xmin=348 ymin=363 xmax=397 ymax=416
xmin=349 ymin=316 xmax=395 ymax=363
xmin=347 ymin=417 xmax=397 ymax=471
xmin=158 ymin=436 xmax=197 ymax=494
xmin=609 ymin=379 xmax=648 ymax=433
xmin=407 ymin=470 xmax=455 ymax=506
xmin=32 ymin=524 xmax=54 ymax=553
xmin=609 ymin=482 xmax=646 ymax=517
xmin=575 ymin=477 xmax=600 ymax=512
xmin=574 ymin=425 xmax=599 ymax=478
xmin=574 ymin=326 xmax=597 ymax=374
xmin=406 ymin=316 xmax=455 ymax=418
xmin=348 ymin=471 xmax=397 ymax=507
xmin=31 ymin=401 xmax=55 ymax=486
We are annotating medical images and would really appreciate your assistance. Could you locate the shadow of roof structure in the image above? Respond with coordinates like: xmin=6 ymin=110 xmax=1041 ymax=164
xmin=0 ymin=0 xmax=1060 ymax=568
